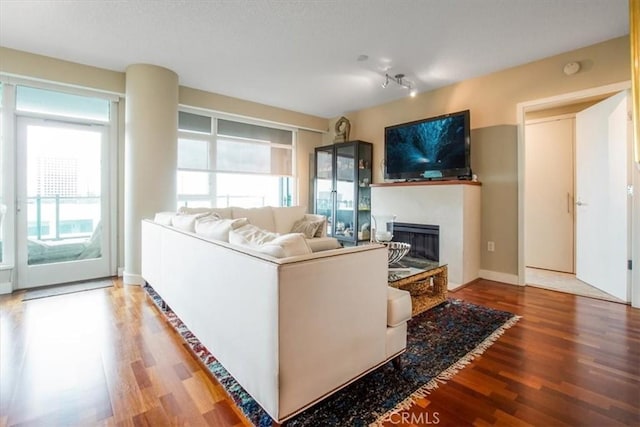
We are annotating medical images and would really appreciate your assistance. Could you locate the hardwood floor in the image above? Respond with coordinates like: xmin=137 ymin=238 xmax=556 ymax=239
xmin=1 ymin=278 xmax=638 ymax=426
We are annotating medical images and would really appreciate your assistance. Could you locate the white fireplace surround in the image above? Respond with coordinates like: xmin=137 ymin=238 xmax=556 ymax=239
xmin=371 ymin=182 xmax=481 ymax=289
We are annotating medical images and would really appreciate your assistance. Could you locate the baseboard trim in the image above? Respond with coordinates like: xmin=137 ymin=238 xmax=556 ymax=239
xmin=117 ymin=267 xmax=124 ymax=277
xmin=447 ymin=281 xmax=464 ymax=291
xmin=479 ymin=270 xmax=520 ymax=285
xmin=122 ymin=272 xmax=144 ymax=286
xmin=0 ymin=281 xmax=13 ymax=295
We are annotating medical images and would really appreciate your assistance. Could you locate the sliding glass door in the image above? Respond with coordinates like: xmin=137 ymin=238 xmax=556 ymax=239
xmin=16 ymin=117 xmax=111 ymax=288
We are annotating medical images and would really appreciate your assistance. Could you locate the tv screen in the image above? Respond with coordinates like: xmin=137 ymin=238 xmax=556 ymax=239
xmin=384 ymin=110 xmax=471 ymax=180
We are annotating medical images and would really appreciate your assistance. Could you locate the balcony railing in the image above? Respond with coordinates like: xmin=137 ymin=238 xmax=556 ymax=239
xmin=28 ymin=195 xmax=100 ymax=241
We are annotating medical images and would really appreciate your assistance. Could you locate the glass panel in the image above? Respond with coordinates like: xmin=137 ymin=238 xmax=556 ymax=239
xmin=335 ymin=180 xmax=355 ymax=239
xmin=177 ymin=171 xmax=210 ymax=195
xmin=177 ymin=199 xmax=212 ymax=209
xmin=357 ymin=143 xmax=373 ymax=240
xmin=218 ymin=119 xmax=292 ymax=146
xmin=315 ymin=177 xmax=333 ymax=235
xmin=0 ymin=87 xmax=3 ymax=263
xmin=178 ymin=111 xmax=211 ymax=134
xmin=216 ymin=119 xmax=293 ymax=175
xmin=16 ymin=86 xmax=110 ymax=122
xmin=335 ymin=144 xmax=356 ymax=239
xmin=215 ymin=173 xmax=287 ymax=207
xmin=216 ymin=137 xmax=271 ymax=174
xmin=25 ymin=125 xmax=102 ymax=265
xmin=178 ymin=138 xmax=209 ymax=169
xmin=316 ymin=150 xmax=333 ymax=180
xmin=314 ymin=147 xmax=334 ymax=236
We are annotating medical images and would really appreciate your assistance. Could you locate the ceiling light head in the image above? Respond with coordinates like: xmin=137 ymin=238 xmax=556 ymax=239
xmin=382 ymin=74 xmax=390 ymax=88
xmin=382 ymin=73 xmax=416 ymax=97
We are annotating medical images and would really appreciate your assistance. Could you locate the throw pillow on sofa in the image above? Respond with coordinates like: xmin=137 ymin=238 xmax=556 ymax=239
xmin=195 ymin=215 xmax=248 ymax=242
xmin=229 ymin=223 xmax=280 ymax=246
xmin=290 ymin=218 xmax=324 ymax=238
xmin=260 ymin=233 xmax=312 ymax=258
xmin=304 ymin=213 xmax=328 ymax=237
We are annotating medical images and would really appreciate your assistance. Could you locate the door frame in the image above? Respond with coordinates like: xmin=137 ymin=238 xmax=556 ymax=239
xmin=516 ymin=81 xmax=639 ymax=307
xmin=15 ymin=116 xmax=114 ymax=288
xmin=0 ymin=78 xmax=119 ymax=290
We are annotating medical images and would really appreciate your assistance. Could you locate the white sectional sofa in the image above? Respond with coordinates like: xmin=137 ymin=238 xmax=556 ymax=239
xmin=154 ymin=205 xmax=342 ymax=253
xmin=141 ymin=206 xmax=411 ymax=422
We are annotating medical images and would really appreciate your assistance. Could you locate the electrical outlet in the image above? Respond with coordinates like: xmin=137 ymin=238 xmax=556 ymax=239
xmin=487 ymin=241 xmax=495 ymax=252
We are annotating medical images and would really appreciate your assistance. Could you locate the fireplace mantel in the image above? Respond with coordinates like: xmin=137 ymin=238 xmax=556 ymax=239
xmin=371 ymin=182 xmax=481 ymax=290
xmin=371 ymin=180 xmax=481 ymax=188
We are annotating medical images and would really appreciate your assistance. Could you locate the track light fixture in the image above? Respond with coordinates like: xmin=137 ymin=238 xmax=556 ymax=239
xmin=382 ymin=73 xmax=417 ymax=97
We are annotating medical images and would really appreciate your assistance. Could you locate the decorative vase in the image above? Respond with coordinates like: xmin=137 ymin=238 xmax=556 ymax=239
xmin=372 ymin=214 xmax=396 ymax=242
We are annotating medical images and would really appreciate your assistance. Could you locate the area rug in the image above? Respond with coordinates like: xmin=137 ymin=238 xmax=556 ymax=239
xmin=23 ymin=278 xmax=114 ymax=301
xmin=144 ymin=284 xmax=520 ymax=426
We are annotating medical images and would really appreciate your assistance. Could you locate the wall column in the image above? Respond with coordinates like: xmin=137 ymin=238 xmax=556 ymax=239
xmin=123 ymin=64 xmax=178 ymax=285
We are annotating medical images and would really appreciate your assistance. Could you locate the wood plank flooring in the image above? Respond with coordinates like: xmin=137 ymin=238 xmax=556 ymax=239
xmin=1 ymin=278 xmax=638 ymax=426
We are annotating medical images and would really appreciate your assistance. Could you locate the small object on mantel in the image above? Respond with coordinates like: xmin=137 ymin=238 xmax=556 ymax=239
xmin=333 ymin=116 xmax=351 ymax=143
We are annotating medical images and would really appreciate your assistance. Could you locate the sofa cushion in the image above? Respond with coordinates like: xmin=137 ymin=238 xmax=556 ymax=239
xmin=153 ymin=212 xmax=175 ymax=226
xmin=306 ymin=237 xmax=342 ymax=252
xmin=261 ymin=233 xmax=312 ymax=258
xmin=179 ymin=206 xmax=233 ymax=219
xmin=229 ymin=223 xmax=279 ymax=246
xmin=195 ymin=215 xmax=248 ymax=242
xmin=387 ymin=287 xmax=412 ymax=327
xmin=272 ymin=206 xmax=307 ymax=234
xmin=172 ymin=213 xmax=208 ymax=232
xmin=290 ymin=218 xmax=324 ymax=238
xmin=232 ymin=207 xmax=276 ymax=232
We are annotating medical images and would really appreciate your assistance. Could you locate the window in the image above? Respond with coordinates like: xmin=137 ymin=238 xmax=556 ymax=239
xmin=16 ymin=86 xmax=110 ymax=122
xmin=0 ymin=82 xmax=4 ymax=264
xmin=177 ymin=111 xmax=295 ymax=208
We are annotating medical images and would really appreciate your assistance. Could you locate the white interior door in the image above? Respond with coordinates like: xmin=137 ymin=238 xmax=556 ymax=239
xmin=525 ymin=117 xmax=575 ymax=273
xmin=16 ymin=117 xmax=111 ymax=288
xmin=575 ymin=91 xmax=630 ymax=301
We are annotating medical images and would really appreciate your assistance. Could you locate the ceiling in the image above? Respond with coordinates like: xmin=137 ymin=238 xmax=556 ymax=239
xmin=0 ymin=0 xmax=629 ymax=119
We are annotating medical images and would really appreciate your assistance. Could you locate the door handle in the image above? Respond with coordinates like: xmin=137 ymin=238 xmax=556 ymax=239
xmin=576 ymin=200 xmax=587 ymax=206
xmin=567 ymin=193 xmax=571 ymax=213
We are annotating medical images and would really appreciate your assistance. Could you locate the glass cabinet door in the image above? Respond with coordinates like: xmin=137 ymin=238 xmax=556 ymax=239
xmin=314 ymin=147 xmax=334 ymax=236
xmin=356 ymin=143 xmax=372 ymax=241
xmin=335 ymin=144 xmax=356 ymax=240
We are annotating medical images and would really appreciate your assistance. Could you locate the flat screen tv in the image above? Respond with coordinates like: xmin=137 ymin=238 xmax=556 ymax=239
xmin=384 ymin=110 xmax=471 ymax=181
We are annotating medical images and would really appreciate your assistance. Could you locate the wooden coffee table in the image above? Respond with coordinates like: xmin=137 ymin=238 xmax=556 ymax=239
xmin=388 ymin=256 xmax=448 ymax=316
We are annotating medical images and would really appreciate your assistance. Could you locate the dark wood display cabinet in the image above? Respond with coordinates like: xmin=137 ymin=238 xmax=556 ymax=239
xmin=314 ymin=140 xmax=372 ymax=245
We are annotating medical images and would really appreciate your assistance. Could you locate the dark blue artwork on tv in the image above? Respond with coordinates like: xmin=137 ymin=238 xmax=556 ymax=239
xmin=385 ymin=110 xmax=471 ymax=180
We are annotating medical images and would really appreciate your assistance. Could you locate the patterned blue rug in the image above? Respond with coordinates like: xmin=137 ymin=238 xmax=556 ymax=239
xmin=144 ymin=285 xmax=519 ymax=426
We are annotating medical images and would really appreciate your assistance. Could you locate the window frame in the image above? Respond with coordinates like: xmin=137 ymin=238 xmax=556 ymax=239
xmin=177 ymin=107 xmax=297 ymax=208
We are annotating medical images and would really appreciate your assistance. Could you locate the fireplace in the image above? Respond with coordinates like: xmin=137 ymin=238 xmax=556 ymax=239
xmin=393 ymin=222 xmax=439 ymax=262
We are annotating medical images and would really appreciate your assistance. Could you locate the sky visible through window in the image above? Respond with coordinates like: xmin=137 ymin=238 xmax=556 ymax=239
xmin=26 ymin=125 xmax=101 ymax=240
